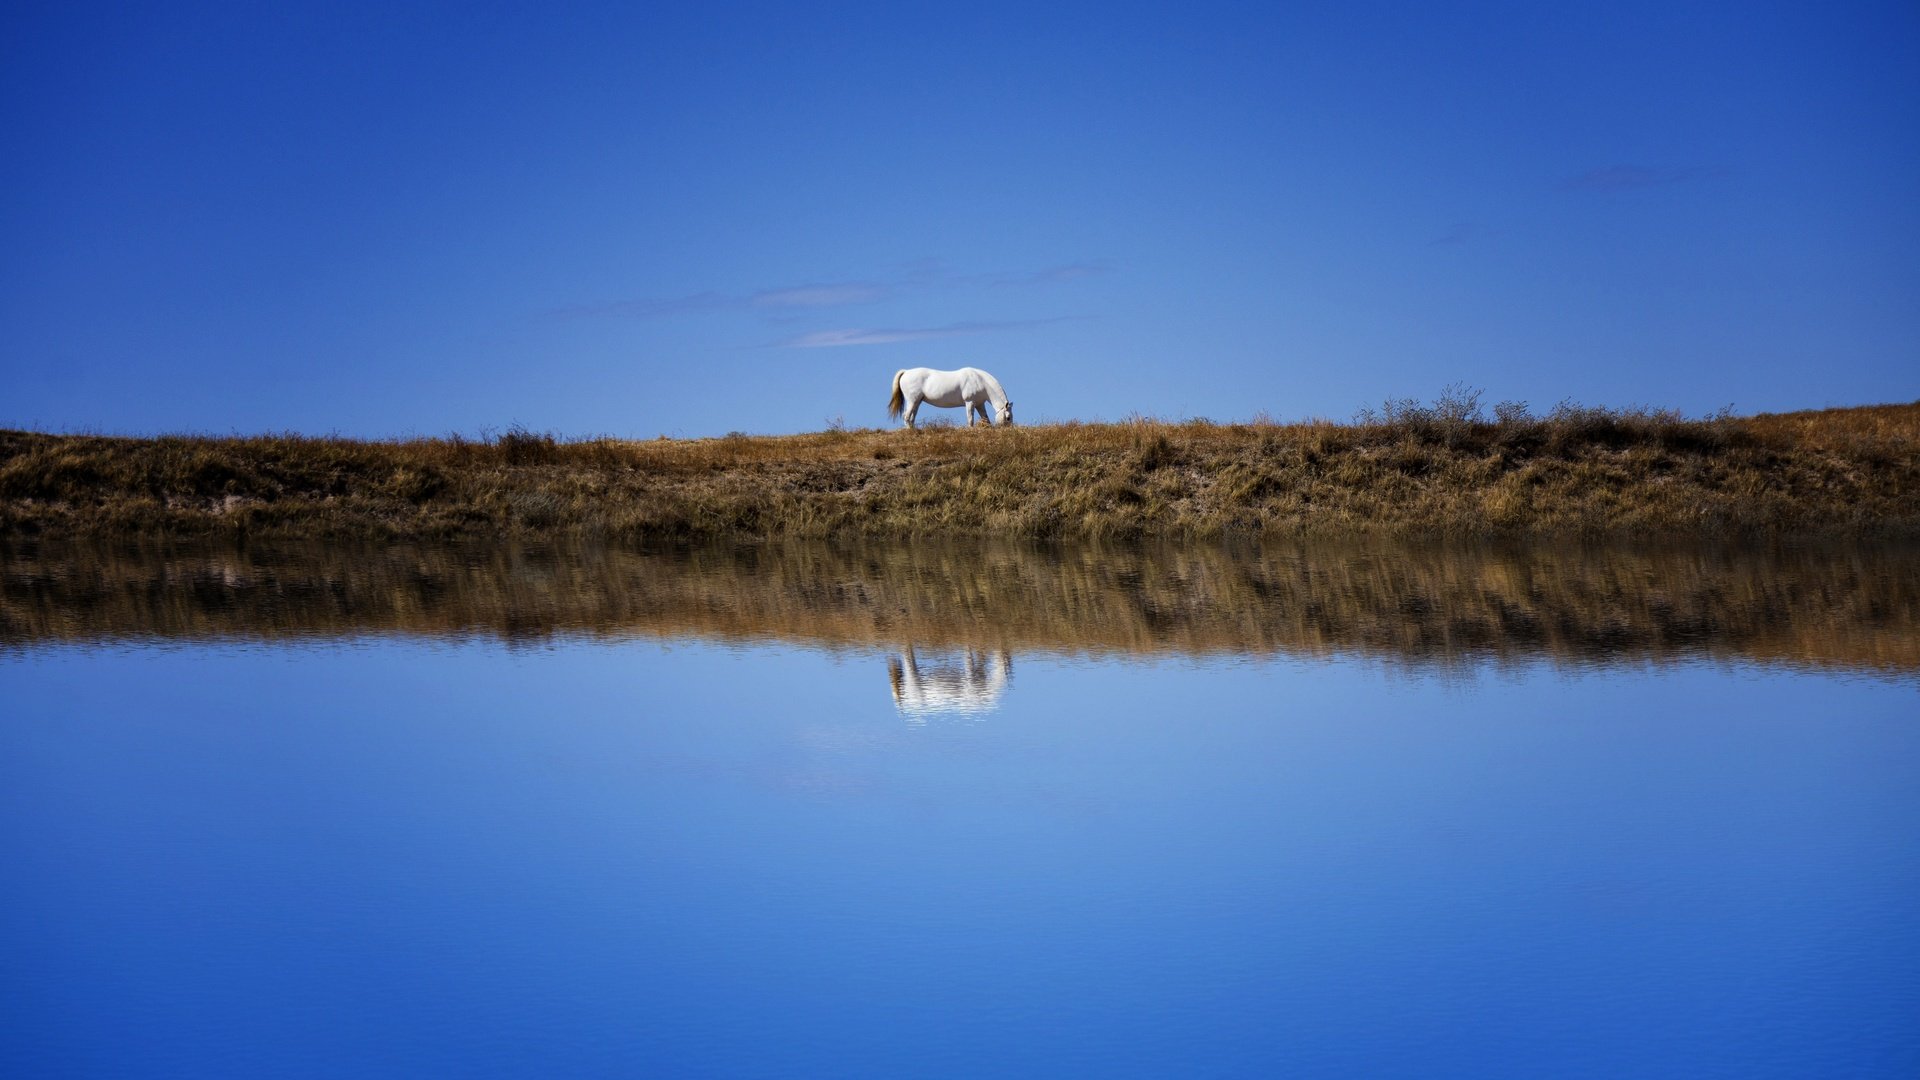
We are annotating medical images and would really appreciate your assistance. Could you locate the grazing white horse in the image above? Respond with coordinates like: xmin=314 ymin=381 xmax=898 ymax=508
xmin=887 ymin=367 xmax=1014 ymax=429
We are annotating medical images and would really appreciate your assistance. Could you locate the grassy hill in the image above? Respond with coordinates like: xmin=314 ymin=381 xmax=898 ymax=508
xmin=3 ymin=400 xmax=1916 ymax=540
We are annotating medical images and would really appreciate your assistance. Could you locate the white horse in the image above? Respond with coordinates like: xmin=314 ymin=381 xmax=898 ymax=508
xmin=887 ymin=367 xmax=1014 ymax=429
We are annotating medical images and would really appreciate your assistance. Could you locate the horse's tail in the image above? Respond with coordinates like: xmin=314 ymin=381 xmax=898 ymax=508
xmin=886 ymin=369 xmax=906 ymax=420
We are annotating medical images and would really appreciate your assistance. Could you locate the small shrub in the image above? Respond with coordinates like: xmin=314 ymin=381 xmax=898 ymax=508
xmin=1493 ymin=400 xmax=1532 ymax=425
xmin=498 ymin=425 xmax=559 ymax=466
xmin=1433 ymin=383 xmax=1485 ymax=426
xmin=1356 ymin=385 xmax=1485 ymax=447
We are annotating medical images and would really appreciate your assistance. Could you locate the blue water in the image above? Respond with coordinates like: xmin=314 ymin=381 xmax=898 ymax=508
xmin=4 ymin=639 xmax=1917 ymax=1077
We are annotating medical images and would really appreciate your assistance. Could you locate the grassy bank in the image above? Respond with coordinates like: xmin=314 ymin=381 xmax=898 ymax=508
xmin=3 ymin=400 xmax=1917 ymax=540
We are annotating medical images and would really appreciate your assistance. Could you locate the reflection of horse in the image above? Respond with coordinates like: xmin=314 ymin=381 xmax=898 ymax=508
xmin=887 ymin=646 xmax=1012 ymax=720
xmin=887 ymin=367 xmax=1014 ymax=429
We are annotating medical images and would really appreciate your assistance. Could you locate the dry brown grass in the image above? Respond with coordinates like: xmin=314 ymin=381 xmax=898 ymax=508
xmin=3 ymin=400 xmax=1917 ymax=540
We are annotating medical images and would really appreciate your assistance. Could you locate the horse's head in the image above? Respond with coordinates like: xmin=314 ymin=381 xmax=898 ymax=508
xmin=997 ymin=400 xmax=1014 ymax=426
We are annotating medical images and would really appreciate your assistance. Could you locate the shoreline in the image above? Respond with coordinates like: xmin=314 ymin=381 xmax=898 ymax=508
xmin=3 ymin=402 xmax=1916 ymax=541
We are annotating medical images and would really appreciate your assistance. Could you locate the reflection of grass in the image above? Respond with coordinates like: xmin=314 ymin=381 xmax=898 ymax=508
xmin=3 ymin=400 xmax=1916 ymax=540
xmin=5 ymin=536 xmax=1917 ymax=675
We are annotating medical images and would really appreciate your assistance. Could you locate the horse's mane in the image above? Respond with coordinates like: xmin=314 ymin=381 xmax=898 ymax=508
xmin=975 ymin=368 xmax=1009 ymax=404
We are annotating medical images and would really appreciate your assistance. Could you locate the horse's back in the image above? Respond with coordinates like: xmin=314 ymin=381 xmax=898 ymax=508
xmin=917 ymin=367 xmax=964 ymax=400
xmin=952 ymin=367 xmax=989 ymax=396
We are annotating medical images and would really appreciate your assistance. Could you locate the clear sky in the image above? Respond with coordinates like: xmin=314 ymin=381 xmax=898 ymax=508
xmin=3 ymin=1 xmax=1916 ymax=438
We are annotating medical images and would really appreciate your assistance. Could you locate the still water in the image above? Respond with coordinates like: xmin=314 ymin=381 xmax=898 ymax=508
xmin=4 ymin=539 xmax=1918 ymax=1077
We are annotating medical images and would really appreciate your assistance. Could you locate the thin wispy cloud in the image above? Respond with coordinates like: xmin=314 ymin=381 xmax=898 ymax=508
xmin=775 ymin=318 xmax=1068 ymax=348
xmin=543 ymin=291 xmax=736 ymax=319
xmin=1431 ymin=222 xmax=1495 ymax=246
xmin=1560 ymin=165 xmax=1719 ymax=192
xmin=882 ymin=258 xmax=1111 ymax=288
xmin=1039 ymin=262 xmax=1107 ymax=281
xmin=547 ymin=261 xmax=1108 ymax=320
xmin=751 ymin=283 xmax=890 ymax=308
xmin=778 ymin=327 xmax=956 ymax=348
xmin=973 ymin=262 xmax=1113 ymax=287
xmin=544 ymin=282 xmax=884 ymax=320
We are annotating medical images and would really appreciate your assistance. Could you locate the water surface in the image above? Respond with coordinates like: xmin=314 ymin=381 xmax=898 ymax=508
xmin=4 ymin=538 xmax=1917 ymax=1077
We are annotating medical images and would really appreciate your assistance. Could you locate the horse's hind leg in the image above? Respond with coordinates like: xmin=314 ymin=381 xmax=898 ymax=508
xmin=904 ymin=395 xmax=920 ymax=430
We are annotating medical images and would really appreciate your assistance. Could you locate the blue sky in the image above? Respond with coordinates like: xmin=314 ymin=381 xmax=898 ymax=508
xmin=3 ymin=1 xmax=1916 ymax=438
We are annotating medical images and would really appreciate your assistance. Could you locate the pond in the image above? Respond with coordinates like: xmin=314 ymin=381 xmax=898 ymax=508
xmin=4 ymin=538 xmax=1917 ymax=1077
